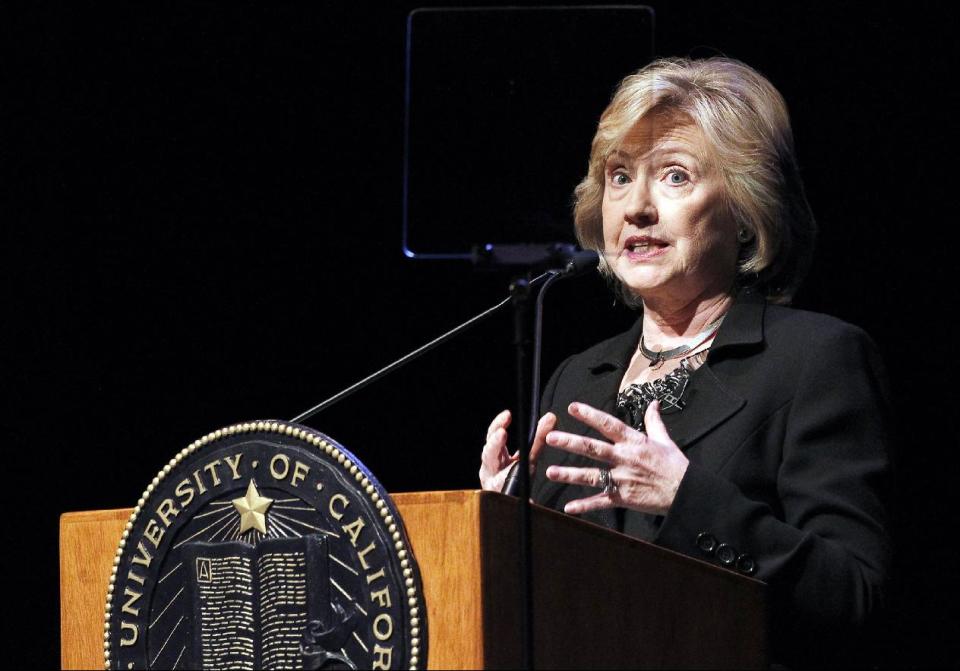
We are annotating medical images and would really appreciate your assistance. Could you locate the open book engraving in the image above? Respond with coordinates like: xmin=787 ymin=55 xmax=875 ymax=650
xmin=180 ymin=534 xmax=356 ymax=670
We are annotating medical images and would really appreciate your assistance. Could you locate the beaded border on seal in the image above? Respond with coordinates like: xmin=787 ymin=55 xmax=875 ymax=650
xmin=103 ymin=420 xmax=424 ymax=670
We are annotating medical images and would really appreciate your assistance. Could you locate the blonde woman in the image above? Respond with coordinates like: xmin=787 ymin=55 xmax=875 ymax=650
xmin=479 ymin=57 xmax=891 ymax=666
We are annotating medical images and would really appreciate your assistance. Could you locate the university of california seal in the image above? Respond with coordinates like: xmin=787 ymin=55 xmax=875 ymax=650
xmin=104 ymin=421 xmax=426 ymax=670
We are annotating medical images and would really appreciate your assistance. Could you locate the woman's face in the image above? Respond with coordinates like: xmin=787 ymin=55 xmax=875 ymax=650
xmin=601 ymin=114 xmax=739 ymax=306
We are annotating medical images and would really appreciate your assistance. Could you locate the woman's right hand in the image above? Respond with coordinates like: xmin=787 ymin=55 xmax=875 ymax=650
xmin=479 ymin=409 xmax=557 ymax=492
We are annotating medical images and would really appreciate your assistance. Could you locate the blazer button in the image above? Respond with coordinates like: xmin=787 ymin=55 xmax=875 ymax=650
xmin=696 ymin=532 xmax=718 ymax=556
xmin=715 ymin=543 xmax=737 ymax=566
xmin=735 ymin=553 xmax=757 ymax=575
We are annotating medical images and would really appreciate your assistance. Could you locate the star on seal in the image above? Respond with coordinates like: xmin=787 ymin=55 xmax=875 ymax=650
xmin=232 ymin=479 xmax=274 ymax=534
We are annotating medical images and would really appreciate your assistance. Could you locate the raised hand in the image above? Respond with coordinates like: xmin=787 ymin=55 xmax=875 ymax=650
xmin=544 ymin=400 xmax=689 ymax=515
xmin=479 ymin=410 xmax=557 ymax=492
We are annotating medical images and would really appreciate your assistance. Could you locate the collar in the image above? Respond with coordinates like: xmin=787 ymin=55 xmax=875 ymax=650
xmin=585 ymin=290 xmax=767 ymax=374
xmin=708 ymin=289 xmax=766 ymax=354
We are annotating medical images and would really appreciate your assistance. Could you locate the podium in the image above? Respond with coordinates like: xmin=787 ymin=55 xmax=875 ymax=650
xmin=61 ymin=490 xmax=766 ymax=669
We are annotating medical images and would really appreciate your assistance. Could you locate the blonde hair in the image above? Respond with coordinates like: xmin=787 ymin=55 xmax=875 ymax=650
xmin=573 ymin=57 xmax=816 ymax=304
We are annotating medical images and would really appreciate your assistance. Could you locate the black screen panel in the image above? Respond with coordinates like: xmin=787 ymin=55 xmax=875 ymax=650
xmin=403 ymin=6 xmax=654 ymax=258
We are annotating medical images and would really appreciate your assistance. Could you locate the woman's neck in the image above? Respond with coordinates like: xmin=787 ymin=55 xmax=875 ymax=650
xmin=641 ymin=291 xmax=734 ymax=347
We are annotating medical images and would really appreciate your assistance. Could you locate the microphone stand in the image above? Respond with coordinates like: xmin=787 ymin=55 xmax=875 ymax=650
xmin=506 ymin=268 xmax=566 ymax=670
xmin=290 ymin=248 xmax=597 ymax=671
xmin=490 ymin=250 xmax=596 ymax=670
xmin=508 ymin=273 xmax=536 ymax=671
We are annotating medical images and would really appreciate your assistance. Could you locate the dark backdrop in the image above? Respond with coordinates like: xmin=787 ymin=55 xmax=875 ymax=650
xmin=6 ymin=1 xmax=958 ymax=667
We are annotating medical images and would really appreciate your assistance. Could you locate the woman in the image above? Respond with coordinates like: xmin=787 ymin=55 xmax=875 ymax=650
xmin=479 ymin=57 xmax=891 ymax=666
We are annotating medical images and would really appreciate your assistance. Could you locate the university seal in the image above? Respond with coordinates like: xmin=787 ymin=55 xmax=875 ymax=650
xmin=104 ymin=421 xmax=426 ymax=670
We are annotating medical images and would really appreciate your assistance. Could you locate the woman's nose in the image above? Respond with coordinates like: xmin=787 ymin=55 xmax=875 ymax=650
xmin=624 ymin=180 xmax=657 ymax=226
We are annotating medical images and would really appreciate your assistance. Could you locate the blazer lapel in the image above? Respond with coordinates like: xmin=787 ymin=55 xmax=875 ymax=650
xmin=663 ymin=291 xmax=765 ymax=450
xmin=663 ymin=365 xmax=745 ymax=448
xmin=573 ymin=297 xmax=764 ymax=447
xmin=582 ymin=293 xmax=766 ymax=452
xmin=580 ymin=318 xmax=643 ymax=429
xmin=564 ymin=320 xmax=641 ymax=531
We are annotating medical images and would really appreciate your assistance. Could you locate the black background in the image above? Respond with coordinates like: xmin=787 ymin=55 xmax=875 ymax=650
xmin=5 ymin=1 xmax=959 ymax=667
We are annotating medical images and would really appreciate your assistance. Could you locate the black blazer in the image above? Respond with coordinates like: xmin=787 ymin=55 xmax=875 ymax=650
xmin=531 ymin=291 xmax=893 ymax=666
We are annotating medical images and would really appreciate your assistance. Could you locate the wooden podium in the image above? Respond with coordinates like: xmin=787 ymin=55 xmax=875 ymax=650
xmin=61 ymin=490 xmax=766 ymax=669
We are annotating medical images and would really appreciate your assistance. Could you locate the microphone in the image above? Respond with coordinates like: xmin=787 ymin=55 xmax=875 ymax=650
xmin=561 ymin=249 xmax=599 ymax=277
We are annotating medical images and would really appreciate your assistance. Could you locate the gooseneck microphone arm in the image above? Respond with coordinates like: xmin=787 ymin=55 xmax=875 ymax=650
xmin=288 ymin=270 xmax=555 ymax=425
xmin=529 ymin=271 xmax=563 ymax=440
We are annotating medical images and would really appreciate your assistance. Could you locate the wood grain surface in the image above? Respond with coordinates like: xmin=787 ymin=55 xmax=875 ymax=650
xmin=59 ymin=492 xmax=491 ymax=670
xmin=392 ymin=490 xmax=487 ymax=669
xmin=59 ymin=509 xmax=131 ymax=670
xmin=60 ymin=491 xmax=766 ymax=669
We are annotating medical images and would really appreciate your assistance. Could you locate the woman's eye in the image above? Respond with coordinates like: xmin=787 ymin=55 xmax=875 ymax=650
xmin=611 ymin=171 xmax=630 ymax=186
xmin=666 ymin=169 xmax=688 ymax=185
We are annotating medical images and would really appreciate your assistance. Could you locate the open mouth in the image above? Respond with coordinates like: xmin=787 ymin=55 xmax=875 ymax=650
xmin=624 ymin=236 xmax=669 ymax=256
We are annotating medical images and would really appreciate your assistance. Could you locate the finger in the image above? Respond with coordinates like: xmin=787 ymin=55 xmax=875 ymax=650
xmin=568 ymin=402 xmax=630 ymax=443
xmin=544 ymin=464 xmax=608 ymax=488
xmin=545 ymin=429 xmax=619 ymax=464
xmin=562 ymin=492 xmax=616 ymax=515
xmin=480 ymin=426 xmax=511 ymax=473
xmin=643 ymin=400 xmax=672 ymax=444
xmin=486 ymin=409 xmax=512 ymax=441
xmin=529 ymin=412 xmax=557 ymax=465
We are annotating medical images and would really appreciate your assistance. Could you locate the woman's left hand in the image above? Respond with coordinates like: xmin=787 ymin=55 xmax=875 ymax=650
xmin=544 ymin=400 xmax=689 ymax=516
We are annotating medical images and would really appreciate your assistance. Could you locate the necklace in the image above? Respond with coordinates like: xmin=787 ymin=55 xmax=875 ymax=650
xmin=638 ymin=316 xmax=725 ymax=369
xmin=617 ymin=357 xmax=698 ymax=431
